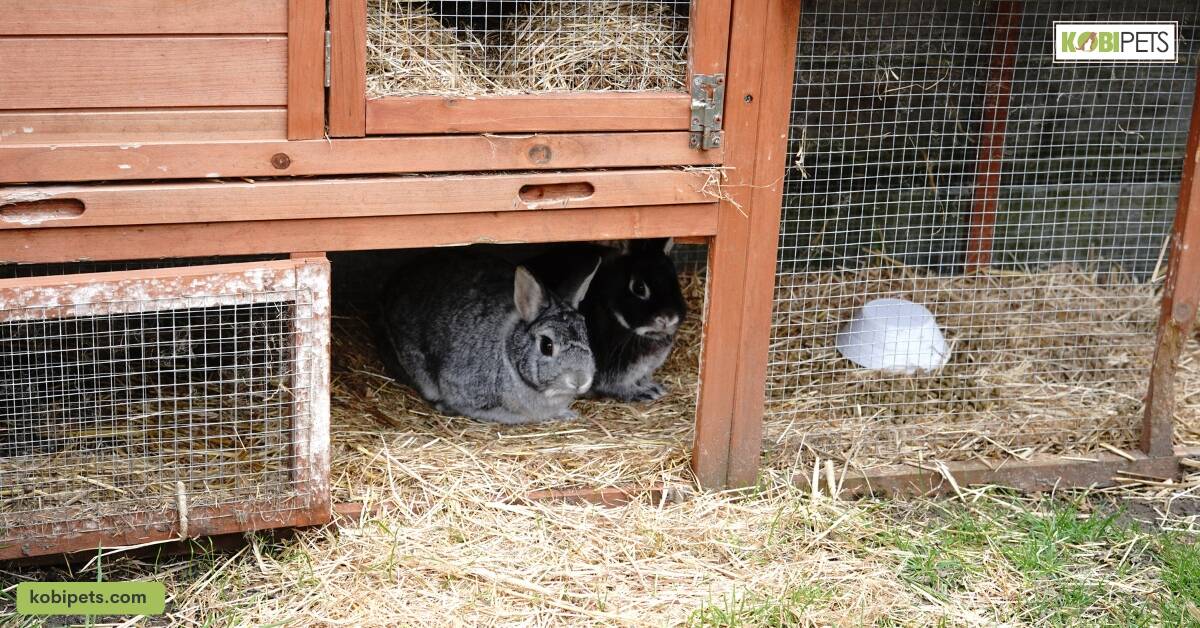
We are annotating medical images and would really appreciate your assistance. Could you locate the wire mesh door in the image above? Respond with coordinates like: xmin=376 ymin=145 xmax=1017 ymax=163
xmin=367 ymin=0 xmax=693 ymax=97
xmin=352 ymin=0 xmax=731 ymax=135
xmin=766 ymin=1 xmax=1198 ymax=475
xmin=0 ymin=259 xmax=330 ymax=559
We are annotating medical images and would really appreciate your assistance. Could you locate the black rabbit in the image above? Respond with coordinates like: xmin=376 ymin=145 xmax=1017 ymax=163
xmin=528 ymin=238 xmax=687 ymax=403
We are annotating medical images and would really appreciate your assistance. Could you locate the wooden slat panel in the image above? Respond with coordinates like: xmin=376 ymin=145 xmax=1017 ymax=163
xmin=0 ymin=37 xmax=287 ymax=109
xmin=0 ymin=170 xmax=717 ymax=229
xmin=0 ymin=108 xmax=287 ymax=144
xmin=0 ymin=133 xmax=716 ymax=183
xmin=0 ymin=204 xmax=719 ymax=263
xmin=366 ymin=92 xmax=690 ymax=134
xmin=0 ymin=1 xmax=288 ymax=35
xmin=328 ymin=0 xmax=367 ymax=137
xmin=287 ymin=0 xmax=326 ymax=139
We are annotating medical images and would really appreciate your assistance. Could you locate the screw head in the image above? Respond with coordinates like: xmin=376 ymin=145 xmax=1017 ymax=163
xmin=271 ymin=153 xmax=292 ymax=170
xmin=744 ymin=94 xmax=753 ymax=103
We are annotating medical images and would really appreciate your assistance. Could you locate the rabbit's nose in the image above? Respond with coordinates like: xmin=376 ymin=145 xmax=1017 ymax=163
xmin=656 ymin=315 xmax=680 ymax=332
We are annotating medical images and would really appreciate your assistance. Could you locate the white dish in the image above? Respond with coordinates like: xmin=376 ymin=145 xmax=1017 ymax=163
xmin=836 ymin=298 xmax=949 ymax=374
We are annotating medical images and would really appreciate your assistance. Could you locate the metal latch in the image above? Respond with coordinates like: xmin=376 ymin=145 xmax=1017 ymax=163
xmin=324 ymin=30 xmax=332 ymax=88
xmin=689 ymin=74 xmax=725 ymax=150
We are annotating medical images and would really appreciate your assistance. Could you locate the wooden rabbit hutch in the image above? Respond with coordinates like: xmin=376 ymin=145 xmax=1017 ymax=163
xmin=5 ymin=0 xmax=1197 ymax=560
xmin=0 ymin=0 xmax=785 ymax=559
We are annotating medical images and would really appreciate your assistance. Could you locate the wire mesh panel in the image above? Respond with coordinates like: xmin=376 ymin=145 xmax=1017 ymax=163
xmin=367 ymin=0 xmax=692 ymax=97
xmin=0 ymin=259 xmax=330 ymax=559
xmin=767 ymin=1 xmax=1198 ymax=471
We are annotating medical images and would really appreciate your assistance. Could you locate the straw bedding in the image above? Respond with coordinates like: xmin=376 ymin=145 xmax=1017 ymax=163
xmin=329 ymin=270 xmax=707 ymax=504
xmin=763 ymin=258 xmax=1166 ymax=473
xmin=367 ymin=0 xmax=688 ymax=98
xmin=367 ymin=1 xmax=500 ymax=98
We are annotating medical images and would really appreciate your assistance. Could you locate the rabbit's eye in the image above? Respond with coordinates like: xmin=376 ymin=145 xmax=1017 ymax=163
xmin=539 ymin=335 xmax=555 ymax=356
xmin=629 ymin=277 xmax=651 ymax=301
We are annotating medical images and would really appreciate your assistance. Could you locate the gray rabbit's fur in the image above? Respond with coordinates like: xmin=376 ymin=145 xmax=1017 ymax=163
xmin=380 ymin=251 xmax=598 ymax=424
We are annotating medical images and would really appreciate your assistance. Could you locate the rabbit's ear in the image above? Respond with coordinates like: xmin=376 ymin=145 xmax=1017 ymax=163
xmin=562 ymin=256 xmax=601 ymax=308
xmin=631 ymin=238 xmax=672 ymax=255
xmin=514 ymin=266 xmax=545 ymax=322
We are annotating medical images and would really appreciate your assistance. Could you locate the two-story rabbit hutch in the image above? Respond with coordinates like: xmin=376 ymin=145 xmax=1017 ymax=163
xmin=3 ymin=0 xmax=1199 ymax=561
xmin=0 ymin=0 xmax=758 ymax=560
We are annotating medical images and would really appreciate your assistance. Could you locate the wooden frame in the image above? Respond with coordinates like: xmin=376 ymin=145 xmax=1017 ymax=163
xmin=331 ymin=0 xmax=732 ymax=136
xmin=0 ymin=258 xmax=331 ymax=560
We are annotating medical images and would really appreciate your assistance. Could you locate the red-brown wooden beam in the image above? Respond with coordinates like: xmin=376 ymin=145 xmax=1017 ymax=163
xmin=328 ymin=0 xmax=367 ymax=137
xmin=287 ymin=0 xmax=326 ymax=139
xmin=1143 ymin=76 xmax=1200 ymax=457
xmin=691 ymin=11 xmax=758 ymax=489
xmin=965 ymin=1 xmax=1023 ymax=272
xmin=722 ymin=0 xmax=803 ymax=488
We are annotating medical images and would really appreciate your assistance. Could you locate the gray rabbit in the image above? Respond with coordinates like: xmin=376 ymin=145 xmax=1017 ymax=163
xmin=379 ymin=251 xmax=599 ymax=424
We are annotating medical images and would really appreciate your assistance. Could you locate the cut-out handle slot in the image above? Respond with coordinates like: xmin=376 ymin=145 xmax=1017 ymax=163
xmin=518 ymin=181 xmax=595 ymax=205
xmin=1 ymin=198 xmax=85 ymax=225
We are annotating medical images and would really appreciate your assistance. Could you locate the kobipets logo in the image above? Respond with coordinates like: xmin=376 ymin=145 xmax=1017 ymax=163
xmin=1054 ymin=22 xmax=1177 ymax=62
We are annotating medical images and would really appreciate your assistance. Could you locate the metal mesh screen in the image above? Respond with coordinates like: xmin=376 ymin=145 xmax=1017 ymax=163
xmin=767 ymin=1 xmax=1198 ymax=470
xmin=0 ymin=273 xmax=320 ymax=549
xmin=367 ymin=0 xmax=691 ymax=97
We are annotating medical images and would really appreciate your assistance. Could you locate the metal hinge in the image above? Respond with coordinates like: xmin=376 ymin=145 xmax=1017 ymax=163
xmin=689 ymin=73 xmax=725 ymax=150
xmin=324 ymin=30 xmax=332 ymax=88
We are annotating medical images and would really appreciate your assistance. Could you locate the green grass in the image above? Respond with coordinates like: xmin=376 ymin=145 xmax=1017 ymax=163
xmin=688 ymin=586 xmax=827 ymax=627
xmin=688 ymin=491 xmax=1198 ymax=627
xmin=1156 ymin=535 xmax=1200 ymax=627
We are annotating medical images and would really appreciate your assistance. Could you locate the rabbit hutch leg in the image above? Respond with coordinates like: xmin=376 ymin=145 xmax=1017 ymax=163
xmin=691 ymin=0 xmax=801 ymax=490
xmin=721 ymin=0 xmax=802 ymax=489
xmin=1144 ymin=75 xmax=1200 ymax=459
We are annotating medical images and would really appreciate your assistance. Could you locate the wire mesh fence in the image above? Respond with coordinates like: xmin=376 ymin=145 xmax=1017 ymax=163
xmin=767 ymin=1 xmax=1199 ymax=471
xmin=367 ymin=0 xmax=692 ymax=97
xmin=0 ymin=262 xmax=327 ymax=554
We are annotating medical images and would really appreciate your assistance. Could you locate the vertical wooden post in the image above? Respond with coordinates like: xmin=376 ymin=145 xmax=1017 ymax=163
xmin=692 ymin=0 xmax=797 ymax=489
xmin=328 ymin=0 xmax=367 ymax=137
xmin=688 ymin=0 xmax=733 ymax=81
xmin=287 ymin=0 xmax=327 ymax=140
xmin=964 ymin=1 xmax=1022 ymax=272
xmin=722 ymin=0 xmax=802 ymax=488
xmin=1142 ymin=77 xmax=1200 ymax=457
xmin=691 ymin=1 xmax=765 ymax=489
